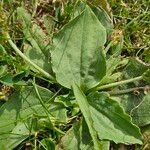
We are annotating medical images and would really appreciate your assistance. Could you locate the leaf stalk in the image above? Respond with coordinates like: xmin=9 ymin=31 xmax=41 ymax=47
xmin=7 ymin=34 xmax=55 ymax=82
xmin=96 ymin=76 xmax=142 ymax=91
xmin=108 ymin=86 xmax=150 ymax=95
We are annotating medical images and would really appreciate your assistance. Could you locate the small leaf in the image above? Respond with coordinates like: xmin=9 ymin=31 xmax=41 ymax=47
xmin=52 ymin=6 xmax=106 ymax=90
xmin=17 ymin=7 xmax=31 ymax=27
xmin=24 ymin=44 xmax=52 ymax=74
xmin=99 ymin=56 xmax=128 ymax=86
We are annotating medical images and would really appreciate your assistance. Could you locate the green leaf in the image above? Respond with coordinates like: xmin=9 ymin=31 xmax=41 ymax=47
xmin=88 ymin=92 xmax=142 ymax=144
xmin=17 ymin=7 xmax=31 ymax=27
xmin=92 ymin=6 xmax=113 ymax=35
xmin=73 ymin=83 xmax=107 ymax=150
xmin=24 ymin=43 xmax=52 ymax=74
xmin=57 ymin=119 xmax=110 ymax=150
xmin=3 ymin=122 xmax=34 ymax=149
xmin=0 ymin=86 xmax=52 ymax=148
xmin=57 ymin=120 xmax=93 ymax=150
xmin=17 ymin=7 xmax=53 ymax=74
xmin=0 ymin=86 xmax=66 ymax=149
xmin=99 ymin=72 xmax=122 ymax=85
xmin=0 ymin=73 xmax=13 ymax=87
xmin=98 ymin=56 xmax=128 ymax=86
xmin=73 ymin=83 xmax=142 ymax=145
xmin=52 ymin=6 xmax=106 ymax=90
xmin=117 ymin=92 xmax=146 ymax=116
xmin=131 ymin=93 xmax=150 ymax=126
xmin=117 ymin=57 xmax=150 ymax=126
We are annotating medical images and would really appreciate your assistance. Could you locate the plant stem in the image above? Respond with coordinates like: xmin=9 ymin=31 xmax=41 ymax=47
xmin=108 ymin=86 xmax=150 ymax=95
xmin=32 ymin=80 xmax=64 ymax=135
xmin=32 ymin=81 xmax=53 ymax=126
xmin=7 ymin=34 xmax=55 ymax=82
xmin=95 ymin=76 xmax=142 ymax=91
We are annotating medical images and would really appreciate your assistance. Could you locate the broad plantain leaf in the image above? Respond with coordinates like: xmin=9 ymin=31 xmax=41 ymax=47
xmin=73 ymin=83 xmax=142 ymax=146
xmin=52 ymin=6 xmax=106 ymax=90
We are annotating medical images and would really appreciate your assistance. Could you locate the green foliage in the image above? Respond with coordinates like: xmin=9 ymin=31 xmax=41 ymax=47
xmin=17 ymin=7 xmax=53 ymax=75
xmin=0 ymin=0 xmax=150 ymax=149
xmin=0 ymin=86 xmax=66 ymax=149
xmin=91 ymin=5 xmax=113 ymax=35
xmin=73 ymin=83 xmax=142 ymax=146
xmin=52 ymin=6 xmax=106 ymax=90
